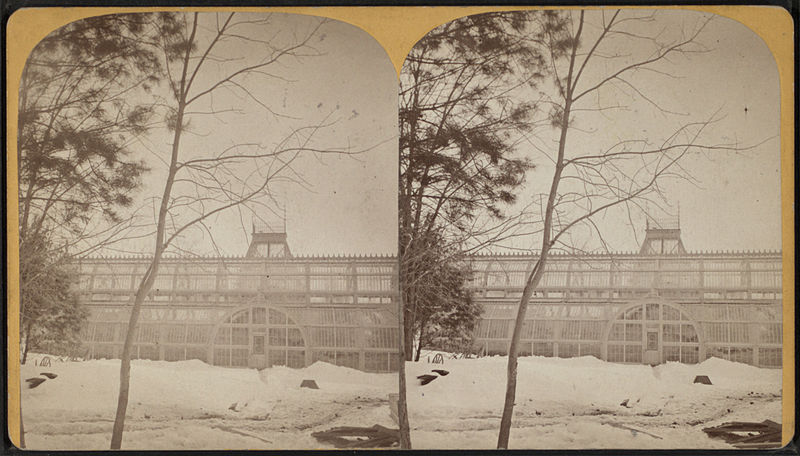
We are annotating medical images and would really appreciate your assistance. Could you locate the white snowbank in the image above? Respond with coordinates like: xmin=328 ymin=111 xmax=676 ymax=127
xmin=407 ymin=355 xmax=780 ymax=418
xmin=19 ymin=353 xmax=781 ymax=450
xmin=406 ymin=355 xmax=781 ymax=449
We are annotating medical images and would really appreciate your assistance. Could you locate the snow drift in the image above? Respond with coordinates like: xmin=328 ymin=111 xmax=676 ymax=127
xmin=19 ymin=353 xmax=781 ymax=450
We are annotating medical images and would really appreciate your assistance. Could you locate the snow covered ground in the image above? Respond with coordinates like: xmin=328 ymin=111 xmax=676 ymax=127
xmin=19 ymin=352 xmax=781 ymax=450
xmin=407 ymin=353 xmax=782 ymax=449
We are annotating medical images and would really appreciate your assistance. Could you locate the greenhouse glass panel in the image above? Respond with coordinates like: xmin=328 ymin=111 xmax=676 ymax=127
xmin=560 ymin=321 xmax=580 ymax=340
xmin=269 ymin=349 xmax=287 ymax=366
xmin=231 ymin=327 xmax=248 ymax=345
xmin=186 ymin=347 xmax=207 ymax=362
xmin=681 ymin=324 xmax=698 ymax=343
xmin=580 ymin=321 xmax=602 ymax=340
xmin=313 ymin=350 xmax=336 ymax=364
xmin=532 ymin=342 xmax=553 ymax=357
xmin=707 ymin=345 xmax=728 ymax=360
xmin=729 ymin=347 xmax=753 ymax=364
xmin=663 ymin=306 xmax=681 ymax=321
xmin=187 ymin=326 xmax=210 ymax=344
xmin=558 ymin=343 xmax=578 ymax=358
xmin=389 ymin=354 xmax=400 ymax=372
xmin=165 ymin=325 xmax=185 ymax=343
xmin=365 ymin=352 xmax=389 ymax=372
xmin=253 ymin=307 xmax=266 ymax=324
xmin=253 ymin=335 xmax=265 ymax=354
xmin=335 ymin=328 xmax=359 ymax=347
xmin=625 ymin=323 xmax=642 ymax=342
xmin=137 ymin=325 xmax=159 ymax=343
xmin=213 ymin=348 xmax=230 ymax=366
xmin=487 ymin=320 xmax=510 ymax=339
xmin=729 ymin=323 xmax=749 ymax=343
xmin=364 ymin=328 xmax=397 ymax=348
xmin=520 ymin=321 xmax=534 ymax=339
xmin=645 ymin=304 xmax=660 ymax=320
xmin=663 ymin=346 xmax=680 ymax=362
xmin=215 ymin=327 xmax=231 ymax=345
xmin=680 ymin=346 xmax=699 ymax=364
xmin=231 ymin=349 xmax=248 ymax=366
xmin=702 ymin=323 xmax=727 ymax=342
xmin=269 ymin=308 xmax=287 ymax=325
xmin=164 ymin=346 xmax=185 ymax=361
xmin=758 ymin=323 xmax=782 ymax=344
xmin=579 ymin=343 xmax=601 ymax=358
xmin=138 ymin=345 xmax=158 ymax=360
xmin=609 ymin=323 xmax=625 ymax=341
xmin=607 ymin=344 xmax=624 ymax=362
xmin=287 ymin=328 xmax=304 ymax=347
xmin=487 ymin=340 xmax=509 ymax=355
xmin=80 ymin=324 xmax=93 ymax=340
xmin=231 ymin=310 xmax=249 ymax=324
xmin=476 ymin=320 xmax=490 ymax=338
xmin=335 ymin=351 xmax=360 ymax=369
xmin=758 ymin=348 xmax=781 ymax=367
xmin=625 ymin=345 xmax=642 ymax=363
xmin=624 ymin=306 xmax=643 ymax=320
xmin=663 ymin=324 xmax=680 ymax=342
xmin=287 ymin=350 xmax=305 ymax=368
xmin=728 ymin=306 xmax=750 ymax=321
xmin=269 ymin=328 xmax=286 ymax=346
xmin=311 ymin=327 xmax=336 ymax=347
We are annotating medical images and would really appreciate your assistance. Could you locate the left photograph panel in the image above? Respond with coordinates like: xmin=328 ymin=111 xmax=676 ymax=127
xmin=11 ymin=11 xmax=399 ymax=450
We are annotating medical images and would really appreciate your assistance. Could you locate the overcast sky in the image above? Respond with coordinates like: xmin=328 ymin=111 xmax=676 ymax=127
xmin=119 ymin=13 xmax=399 ymax=257
xmin=34 ymin=9 xmax=782 ymax=258
xmin=488 ymin=9 xmax=783 ymax=254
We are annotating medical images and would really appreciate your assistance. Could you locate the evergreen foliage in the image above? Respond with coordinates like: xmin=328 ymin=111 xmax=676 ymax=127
xmin=399 ymin=12 xmax=549 ymax=362
xmin=408 ymin=230 xmax=481 ymax=360
xmin=19 ymin=231 xmax=88 ymax=364
xmin=18 ymin=13 xmax=162 ymax=247
xmin=18 ymin=14 xmax=166 ymax=365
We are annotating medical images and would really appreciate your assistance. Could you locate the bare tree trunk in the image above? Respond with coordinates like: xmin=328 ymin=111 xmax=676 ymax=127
xmin=497 ymin=14 xmax=582 ymax=448
xmin=402 ymin=286 xmax=416 ymax=361
xmin=110 ymin=117 xmax=186 ymax=448
xmin=413 ymin=320 xmax=427 ymax=362
xmin=495 ymin=114 xmax=571 ymax=449
xmin=19 ymin=400 xmax=25 ymax=449
xmin=22 ymin=322 xmax=33 ymax=365
xmin=398 ymin=286 xmax=412 ymax=448
xmin=496 ymin=259 xmax=549 ymax=448
xmin=110 ymin=263 xmax=158 ymax=449
xmin=22 ymin=340 xmax=30 ymax=365
xmin=110 ymin=18 xmax=196 ymax=445
xmin=19 ymin=303 xmax=29 ymax=446
xmin=404 ymin=319 xmax=415 ymax=361
xmin=108 ymin=13 xmax=334 ymax=448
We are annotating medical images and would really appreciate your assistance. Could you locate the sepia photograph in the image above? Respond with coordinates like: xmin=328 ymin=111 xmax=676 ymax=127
xmin=397 ymin=8 xmax=784 ymax=450
xmin=9 ymin=6 xmax=790 ymax=451
xmin=15 ymin=11 xmax=400 ymax=450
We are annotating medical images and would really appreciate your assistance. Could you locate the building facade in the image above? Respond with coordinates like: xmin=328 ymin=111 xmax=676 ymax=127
xmin=76 ymin=226 xmax=782 ymax=370
xmin=76 ymin=232 xmax=401 ymax=373
xmin=470 ymin=226 xmax=783 ymax=368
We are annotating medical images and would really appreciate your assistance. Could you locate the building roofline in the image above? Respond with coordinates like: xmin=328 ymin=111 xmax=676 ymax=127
xmin=469 ymin=249 xmax=782 ymax=258
xmin=77 ymin=249 xmax=782 ymax=262
xmin=78 ymin=253 xmax=399 ymax=262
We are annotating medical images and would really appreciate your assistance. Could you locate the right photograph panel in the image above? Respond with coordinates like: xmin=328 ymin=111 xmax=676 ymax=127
xmin=398 ymin=9 xmax=782 ymax=449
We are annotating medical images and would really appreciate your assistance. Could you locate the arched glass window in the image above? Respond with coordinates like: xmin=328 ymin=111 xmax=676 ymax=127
xmin=606 ymin=303 xmax=701 ymax=364
xmin=212 ymin=306 xmax=305 ymax=368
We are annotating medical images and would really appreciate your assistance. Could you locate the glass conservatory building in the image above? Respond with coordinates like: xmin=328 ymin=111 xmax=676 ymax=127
xmin=76 ymin=231 xmax=400 ymax=372
xmin=470 ymin=225 xmax=783 ymax=368
xmin=76 ymin=224 xmax=783 ymax=370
